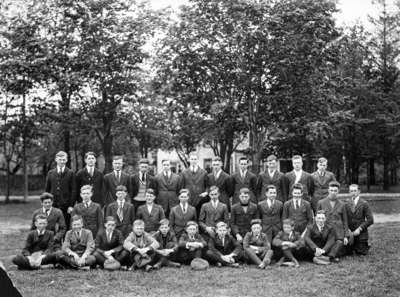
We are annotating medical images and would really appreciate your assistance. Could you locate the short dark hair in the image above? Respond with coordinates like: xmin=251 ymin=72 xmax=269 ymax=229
xmin=266 ymin=185 xmax=277 ymax=192
xmin=35 ymin=214 xmax=48 ymax=222
xmin=139 ymin=158 xmax=149 ymax=165
xmin=266 ymin=155 xmax=277 ymax=161
xmin=105 ymin=216 xmax=116 ymax=224
xmin=212 ymin=157 xmax=222 ymax=162
xmin=116 ymin=185 xmax=127 ymax=192
xmin=40 ymin=192 xmax=54 ymax=202
xmin=329 ymin=181 xmax=340 ymax=189
xmin=282 ymin=219 xmax=295 ymax=227
xmin=85 ymin=152 xmax=96 ymax=159
xmin=316 ymin=210 xmax=326 ymax=216
xmin=159 ymin=219 xmax=170 ymax=226
xmin=239 ymin=157 xmax=248 ymax=163
xmin=112 ymin=155 xmax=123 ymax=161
xmin=292 ymin=183 xmax=303 ymax=192
xmin=349 ymin=184 xmax=359 ymax=190
xmin=239 ymin=187 xmax=250 ymax=194
xmin=209 ymin=186 xmax=219 ymax=194
xmin=146 ymin=188 xmax=156 ymax=196
xmin=161 ymin=159 xmax=170 ymax=164
xmin=292 ymin=155 xmax=302 ymax=161
xmin=71 ymin=215 xmax=83 ymax=223
xmin=318 ymin=157 xmax=327 ymax=163
xmin=179 ymin=188 xmax=190 ymax=196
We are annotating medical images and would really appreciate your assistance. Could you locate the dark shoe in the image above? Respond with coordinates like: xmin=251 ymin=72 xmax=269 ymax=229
xmin=330 ymin=257 xmax=340 ymax=263
xmin=166 ymin=260 xmax=181 ymax=268
xmin=153 ymin=262 xmax=162 ymax=270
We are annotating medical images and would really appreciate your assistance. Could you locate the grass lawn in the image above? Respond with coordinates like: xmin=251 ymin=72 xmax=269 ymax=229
xmin=1 ymin=201 xmax=399 ymax=297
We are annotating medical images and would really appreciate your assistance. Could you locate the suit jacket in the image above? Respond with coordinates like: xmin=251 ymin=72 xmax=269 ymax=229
xmin=206 ymin=171 xmax=232 ymax=206
xmin=123 ymin=231 xmax=159 ymax=251
xmin=272 ymin=231 xmax=303 ymax=248
xmin=103 ymin=171 xmax=132 ymax=206
xmin=208 ymin=234 xmax=241 ymax=256
xmin=136 ymin=203 xmax=166 ymax=233
xmin=71 ymin=202 xmax=104 ymax=239
xmin=178 ymin=232 xmax=207 ymax=249
xmin=95 ymin=229 xmax=124 ymax=254
xmin=105 ymin=201 xmax=136 ymax=238
xmin=169 ymin=204 xmax=197 ymax=238
xmin=45 ymin=167 xmax=76 ymax=209
xmin=199 ymin=201 xmax=229 ymax=232
xmin=317 ymin=198 xmax=349 ymax=240
xmin=257 ymin=171 xmax=288 ymax=202
xmin=155 ymin=172 xmax=181 ymax=213
xmin=75 ymin=167 xmax=104 ymax=206
xmin=282 ymin=199 xmax=314 ymax=233
xmin=345 ymin=198 xmax=374 ymax=241
xmin=285 ymin=170 xmax=314 ymax=201
xmin=231 ymin=171 xmax=258 ymax=204
xmin=230 ymin=202 xmax=259 ymax=237
xmin=243 ymin=232 xmax=270 ymax=249
xmin=21 ymin=230 xmax=54 ymax=256
xmin=62 ymin=228 xmax=95 ymax=256
xmin=258 ymin=199 xmax=283 ymax=232
xmin=152 ymin=230 xmax=178 ymax=251
xmin=131 ymin=173 xmax=157 ymax=202
xmin=310 ymin=170 xmax=336 ymax=210
xmin=304 ymin=223 xmax=336 ymax=252
xmin=180 ymin=167 xmax=208 ymax=207
xmin=31 ymin=207 xmax=66 ymax=243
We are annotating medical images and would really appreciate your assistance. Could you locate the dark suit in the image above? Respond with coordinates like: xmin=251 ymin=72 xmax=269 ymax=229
xmin=131 ymin=173 xmax=157 ymax=209
xmin=75 ymin=167 xmax=104 ymax=207
xmin=243 ymin=231 xmax=272 ymax=265
xmin=103 ymin=171 xmax=132 ymax=206
xmin=282 ymin=199 xmax=314 ymax=233
xmin=45 ymin=167 xmax=76 ymax=226
xmin=257 ymin=171 xmax=288 ymax=202
xmin=231 ymin=171 xmax=258 ymax=205
xmin=136 ymin=203 xmax=166 ymax=233
xmin=285 ymin=170 xmax=314 ymax=202
xmin=206 ymin=171 xmax=232 ymax=208
xmin=105 ymin=201 xmax=135 ymax=238
xmin=258 ymin=199 xmax=283 ymax=243
xmin=206 ymin=234 xmax=242 ymax=265
xmin=199 ymin=201 xmax=229 ymax=234
xmin=178 ymin=232 xmax=207 ymax=264
xmin=93 ymin=229 xmax=128 ymax=266
xmin=310 ymin=170 xmax=336 ymax=211
xmin=180 ymin=167 xmax=208 ymax=209
xmin=71 ymin=202 xmax=103 ymax=239
xmin=317 ymin=198 xmax=349 ymax=240
xmin=304 ymin=223 xmax=337 ymax=258
xmin=169 ymin=204 xmax=197 ymax=238
xmin=155 ymin=172 xmax=181 ymax=215
xmin=31 ymin=207 xmax=66 ymax=247
xmin=153 ymin=230 xmax=179 ymax=264
xmin=230 ymin=202 xmax=258 ymax=238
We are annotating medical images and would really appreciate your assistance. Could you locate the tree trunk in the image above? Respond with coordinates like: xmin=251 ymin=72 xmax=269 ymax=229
xmin=5 ymin=163 xmax=11 ymax=204
xmin=60 ymin=91 xmax=71 ymax=167
xmin=102 ymin=133 xmax=113 ymax=173
xmin=382 ymin=137 xmax=390 ymax=190
xmin=368 ymin=158 xmax=376 ymax=185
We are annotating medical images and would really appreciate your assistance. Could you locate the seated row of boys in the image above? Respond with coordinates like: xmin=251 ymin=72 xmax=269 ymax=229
xmin=13 ymin=180 xmax=373 ymax=270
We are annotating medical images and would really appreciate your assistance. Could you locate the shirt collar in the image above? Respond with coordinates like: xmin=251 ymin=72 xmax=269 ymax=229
xmin=43 ymin=207 xmax=52 ymax=213
xmin=37 ymin=229 xmax=45 ymax=236
xmin=353 ymin=196 xmax=360 ymax=206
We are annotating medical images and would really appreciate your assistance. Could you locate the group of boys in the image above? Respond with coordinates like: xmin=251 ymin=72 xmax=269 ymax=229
xmin=12 ymin=151 xmax=374 ymax=271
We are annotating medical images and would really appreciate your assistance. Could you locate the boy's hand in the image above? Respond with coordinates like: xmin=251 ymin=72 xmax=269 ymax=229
xmin=343 ymin=237 xmax=349 ymax=246
xmin=67 ymin=207 xmax=74 ymax=214
xmin=236 ymin=234 xmax=243 ymax=242
xmin=104 ymin=250 xmax=114 ymax=258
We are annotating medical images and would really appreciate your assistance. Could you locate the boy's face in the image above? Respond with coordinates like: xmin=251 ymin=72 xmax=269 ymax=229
xmin=267 ymin=159 xmax=277 ymax=170
xmin=186 ymin=225 xmax=197 ymax=236
xmin=239 ymin=160 xmax=247 ymax=171
xmin=317 ymin=161 xmax=327 ymax=171
xmin=315 ymin=214 xmax=326 ymax=227
xmin=266 ymin=189 xmax=277 ymax=200
xmin=162 ymin=161 xmax=170 ymax=171
xmin=292 ymin=189 xmax=302 ymax=199
xmin=159 ymin=224 xmax=169 ymax=235
xmin=145 ymin=193 xmax=155 ymax=203
xmin=283 ymin=224 xmax=293 ymax=234
xmin=239 ymin=192 xmax=250 ymax=204
xmin=35 ymin=218 xmax=48 ymax=231
xmin=139 ymin=163 xmax=148 ymax=173
xmin=55 ymin=155 xmax=67 ymax=167
xmin=85 ymin=155 xmax=96 ymax=167
xmin=113 ymin=159 xmax=123 ymax=171
xmin=328 ymin=187 xmax=339 ymax=201
xmin=179 ymin=193 xmax=189 ymax=204
xmin=292 ymin=159 xmax=302 ymax=170
xmin=209 ymin=190 xmax=219 ymax=201
xmin=81 ymin=189 xmax=92 ymax=203
xmin=133 ymin=224 xmax=144 ymax=236
xmin=349 ymin=185 xmax=360 ymax=198
xmin=212 ymin=161 xmax=222 ymax=172
xmin=116 ymin=191 xmax=127 ymax=201
xmin=105 ymin=221 xmax=116 ymax=232
xmin=216 ymin=226 xmax=227 ymax=238
xmin=71 ymin=219 xmax=83 ymax=231
xmin=189 ymin=155 xmax=198 ymax=166
xmin=41 ymin=199 xmax=53 ymax=210
xmin=251 ymin=224 xmax=262 ymax=234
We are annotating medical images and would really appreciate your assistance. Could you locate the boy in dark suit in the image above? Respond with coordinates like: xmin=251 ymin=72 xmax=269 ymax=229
xmin=206 ymin=222 xmax=241 ymax=267
xmin=58 ymin=215 xmax=96 ymax=269
xmin=169 ymin=189 xmax=197 ymax=238
xmin=31 ymin=192 xmax=66 ymax=249
xmin=258 ymin=185 xmax=283 ymax=244
xmin=317 ymin=181 xmax=349 ymax=262
xmin=75 ymin=152 xmax=105 ymax=207
xmin=45 ymin=150 xmax=76 ymax=228
xmin=12 ymin=215 xmax=57 ymax=270
xmin=136 ymin=189 xmax=165 ymax=233
xmin=243 ymin=219 xmax=273 ymax=269
xmin=199 ymin=186 xmax=229 ymax=240
xmin=105 ymin=185 xmax=136 ymax=238
xmin=103 ymin=155 xmax=132 ymax=206
xmin=155 ymin=159 xmax=181 ymax=216
xmin=257 ymin=155 xmax=288 ymax=202
xmin=177 ymin=221 xmax=207 ymax=265
xmin=72 ymin=185 xmax=103 ymax=239
xmin=230 ymin=188 xmax=258 ymax=243
xmin=123 ymin=220 xmax=159 ymax=271
xmin=93 ymin=216 xmax=129 ymax=268
xmin=345 ymin=184 xmax=374 ymax=255
xmin=231 ymin=157 xmax=257 ymax=205
xmin=206 ymin=157 xmax=232 ymax=210
xmin=272 ymin=219 xmax=303 ymax=267
xmin=310 ymin=157 xmax=336 ymax=212
xmin=282 ymin=183 xmax=314 ymax=234
xmin=285 ymin=155 xmax=314 ymax=202
xmin=131 ymin=158 xmax=157 ymax=211
xmin=152 ymin=219 xmax=181 ymax=269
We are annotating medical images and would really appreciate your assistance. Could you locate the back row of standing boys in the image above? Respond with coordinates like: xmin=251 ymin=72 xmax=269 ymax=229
xmin=13 ymin=151 xmax=374 ymax=270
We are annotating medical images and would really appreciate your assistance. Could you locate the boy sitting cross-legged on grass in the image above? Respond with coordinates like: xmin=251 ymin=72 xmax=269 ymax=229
xmin=58 ymin=215 xmax=96 ymax=270
xmin=272 ymin=219 xmax=303 ymax=268
xmin=152 ymin=218 xmax=181 ymax=269
xmin=12 ymin=214 xmax=57 ymax=270
xmin=178 ymin=221 xmax=207 ymax=265
xmin=123 ymin=219 xmax=159 ymax=272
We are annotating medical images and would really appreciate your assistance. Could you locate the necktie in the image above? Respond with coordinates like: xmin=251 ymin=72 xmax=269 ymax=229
xmin=45 ymin=209 xmax=50 ymax=216
xmin=85 ymin=202 xmax=89 ymax=208
xmin=76 ymin=231 xmax=80 ymax=239
xmin=296 ymin=200 xmax=300 ymax=209
xmin=183 ymin=205 xmax=187 ymax=214
xmin=117 ymin=203 xmax=123 ymax=221
xmin=221 ymin=237 xmax=225 ymax=246
xmin=351 ymin=198 xmax=356 ymax=212
xmin=107 ymin=231 xmax=112 ymax=242
xmin=116 ymin=171 xmax=120 ymax=182
xmin=89 ymin=168 xmax=93 ymax=177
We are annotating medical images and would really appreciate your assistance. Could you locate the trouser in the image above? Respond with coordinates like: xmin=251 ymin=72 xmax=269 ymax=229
xmin=59 ymin=207 xmax=71 ymax=230
xmin=127 ymin=250 xmax=156 ymax=268
xmin=205 ymin=249 xmax=242 ymax=266
xmin=93 ymin=250 xmax=130 ymax=267
xmin=154 ymin=251 xmax=179 ymax=265
xmin=244 ymin=247 xmax=273 ymax=265
xmin=346 ymin=238 xmax=370 ymax=255
xmin=263 ymin=226 xmax=281 ymax=244
xmin=177 ymin=247 xmax=203 ymax=264
xmin=58 ymin=254 xmax=97 ymax=269
xmin=12 ymin=253 xmax=57 ymax=270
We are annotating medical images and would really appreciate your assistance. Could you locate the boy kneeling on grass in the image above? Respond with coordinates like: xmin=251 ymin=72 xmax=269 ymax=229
xmin=58 ymin=215 xmax=96 ymax=270
xmin=123 ymin=219 xmax=159 ymax=272
xmin=272 ymin=219 xmax=303 ymax=268
xmin=178 ymin=221 xmax=207 ymax=265
xmin=243 ymin=219 xmax=273 ymax=269
xmin=12 ymin=214 xmax=57 ymax=270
